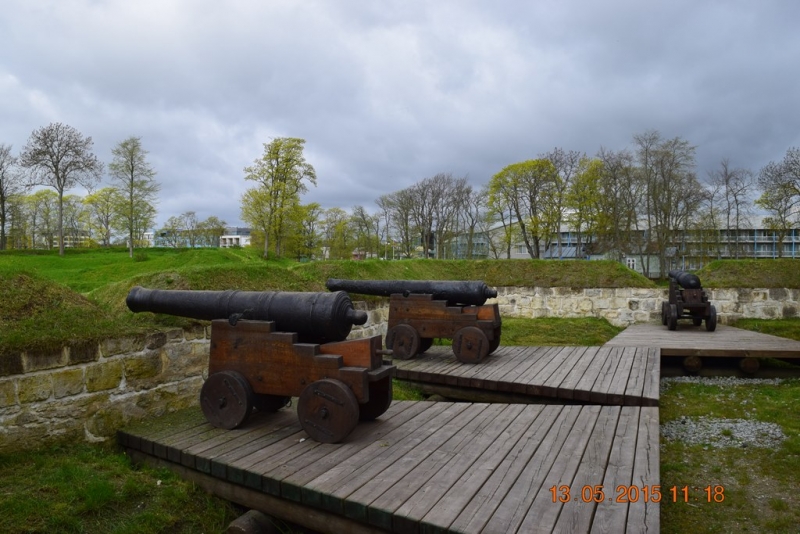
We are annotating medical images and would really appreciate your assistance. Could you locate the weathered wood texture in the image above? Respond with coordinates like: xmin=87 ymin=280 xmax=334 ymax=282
xmin=392 ymin=346 xmax=660 ymax=407
xmin=605 ymin=323 xmax=800 ymax=358
xmin=119 ymin=402 xmax=659 ymax=534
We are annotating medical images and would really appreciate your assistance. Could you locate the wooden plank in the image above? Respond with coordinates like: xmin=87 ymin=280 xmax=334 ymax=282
xmin=478 ymin=346 xmax=537 ymax=390
xmin=341 ymin=403 xmax=492 ymax=522
xmin=557 ymin=346 xmax=603 ymax=400
xmin=123 ymin=448 xmax=388 ymax=534
xmin=606 ymin=347 xmax=636 ymax=405
xmin=449 ymin=404 xmax=576 ymax=533
xmin=368 ymin=403 xmax=518 ymax=531
xmin=572 ymin=346 xmax=613 ymax=403
xmin=541 ymin=346 xmax=591 ymax=399
xmin=551 ymin=406 xmax=621 ymax=534
xmin=606 ymin=323 xmax=800 ymax=358
xmin=642 ymin=348 xmax=661 ymax=406
xmin=625 ymin=407 xmax=660 ymax=533
xmin=509 ymin=346 xmax=563 ymax=394
xmin=527 ymin=346 xmax=578 ymax=397
xmin=622 ymin=347 xmax=648 ymax=406
xmin=515 ymin=406 xmax=609 ymax=533
xmin=589 ymin=347 xmax=625 ymax=405
xmin=302 ymin=402 xmax=463 ymax=513
xmin=417 ymin=404 xmax=548 ymax=534
xmin=481 ymin=405 xmax=601 ymax=533
xmin=590 ymin=406 xmax=639 ymax=534
xmin=280 ymin=402 xmax=430 ymax=502
xmin=493 ymin=346 xmax=559 ymax=393
xmin=181 ymin=410 xmax=297 ymax=469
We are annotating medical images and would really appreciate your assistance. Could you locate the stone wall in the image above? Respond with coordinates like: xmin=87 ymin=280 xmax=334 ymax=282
xmin=492 ymin=287 xmax=800 ymax=327
xmin=1 ymin=287 xmax=796 ymax=453
xmin=0 ymin=326 xmax=210 ymax=454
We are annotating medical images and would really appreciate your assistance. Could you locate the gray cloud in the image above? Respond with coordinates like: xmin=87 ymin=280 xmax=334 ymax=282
xmin=2 ymin=0 xmax=799 ymax=228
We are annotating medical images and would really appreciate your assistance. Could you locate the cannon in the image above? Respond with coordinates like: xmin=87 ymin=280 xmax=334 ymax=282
xmin=126 ymin=287 xmax=394 ymax=443
xmin=660 ymin=270 xmax=717 ymax=332
xmin=326 ymin=279 xmax=501 ymax=364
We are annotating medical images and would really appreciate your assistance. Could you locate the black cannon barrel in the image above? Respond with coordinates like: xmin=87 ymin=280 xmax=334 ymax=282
xmin=126 ymin=287 xmax=367 ymax=343
xmin=325 ymin=279 xmax=498 ymax=306
xmin=668 ymin=270 xmax=702 ymax=289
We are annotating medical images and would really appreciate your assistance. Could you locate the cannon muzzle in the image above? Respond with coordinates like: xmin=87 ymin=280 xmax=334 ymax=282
xmin=126 ymin=287 xmax=367 ymax=343
xmin=668 ymin=270 xmax=702 ymax=290
xmin=325 ymin=279 xmax=497 ymax=306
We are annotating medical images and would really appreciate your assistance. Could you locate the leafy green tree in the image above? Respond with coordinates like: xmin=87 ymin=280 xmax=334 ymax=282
xmin=197 ymin=216 xmax=227 ymax=247
xmin=242 ymin=137 xmax=316 ymax=258
xmin=108 ymin=137 xmax=159 ymax=257
xmin=565 ymin=158 xmax=605 ymax=257
xmin=321 ymin=207 xmax=354 ymax=259
xmin=84 ymin=188 xmax=123 ymax=247
xmin=488 ymin=159 xmax=560 ymax=258
xmin=756 ymin=182 xmax=797 ymax=257
xmin=26 ymin=190 xmax=59 ymax=249
xmin=20 ymin=123 xmax=103 ymax=255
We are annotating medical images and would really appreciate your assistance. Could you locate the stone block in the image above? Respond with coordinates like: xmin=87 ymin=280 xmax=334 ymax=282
xmin=124 ymin=352 xmax=163 ymax=381
xmin=53 ymin=368 xmax=85 ymax=399
xmin=145 ymin=331 xmax=167 ymax=350
xmin=86 ymin=360 xmax=124 ymax=392
xmin=18 ymin=374 xmax=52 ymax=403
xmin=184 ymin=324 xmax=207 ymax=341
xmin=0 ymin=352 xmax=24 ymax=377
xmin=67 ymin=340 xmax=99 ymax=365
xmin=0 ymin=379 xmax=16 ymax=407
xmin=102 ymin=335 xmax=145 ymax=358
xmin=23 ymin=347 xmax=67 ymax=373
xmin=165 ymin=328 xmax=185 ymax=343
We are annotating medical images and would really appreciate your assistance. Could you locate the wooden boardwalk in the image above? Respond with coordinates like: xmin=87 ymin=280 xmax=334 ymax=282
xmin=605 ymin=323 xmax=800 ymax=358
xmin=392 ymin=346 xmax=660 ymax=407
xmin=119 ymin=401 xmax=659 ymax=534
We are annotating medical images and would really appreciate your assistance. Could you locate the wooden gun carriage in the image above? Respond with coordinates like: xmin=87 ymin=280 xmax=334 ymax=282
xmin=326 ymin=279 xmax=501 ymax=364
xmin=660 ymin=270 xmax=717 ymax=332
xmin=126 ymin=287 xmax=394 ymax=443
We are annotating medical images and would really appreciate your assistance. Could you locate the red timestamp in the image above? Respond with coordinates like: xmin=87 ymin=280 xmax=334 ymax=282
xmin=549 ymin=485 xmax=726 ymax=503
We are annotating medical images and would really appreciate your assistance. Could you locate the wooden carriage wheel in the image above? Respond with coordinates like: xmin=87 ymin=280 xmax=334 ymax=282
xmin=386 ymin=324 xmax=421 ymax=360
xmin=452 ymin=326 xmax=490 ymax=364
xmin=200 ymin=370 xmax=254 ymax=430
xmin=297 ymin=379 xmax=360 ymax=443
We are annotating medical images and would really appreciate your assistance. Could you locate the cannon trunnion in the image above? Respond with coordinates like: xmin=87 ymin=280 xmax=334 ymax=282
xmin=126 ymin=287 xmax=392 ymax=443
xmin=327 ymin=279 xmax=502 ymax=364
xmin=661 ymin=270 xmax=717 ymax=332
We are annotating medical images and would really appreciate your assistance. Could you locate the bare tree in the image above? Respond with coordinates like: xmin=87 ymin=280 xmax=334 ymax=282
xmin=543 ymin=148 xmax=583 ymax=257
xmin=707 ymin=159 xmax=754 ymax=258
xmin=108 ymin=136 xmax=159 ymax=257
xmin=633 ymin=130 xmax=700 ymax=277
xmin=595 ymin=147 xmax=643 ymax=262
xmin=377 ymin=189 xmax=415 ymax=258
xmin=19 ymin=123 xmax=102 ymax=255
xmin=0 ymin=144 xmax=28 ymax=250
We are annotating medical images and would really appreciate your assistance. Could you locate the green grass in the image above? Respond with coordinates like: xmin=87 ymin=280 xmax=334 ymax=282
xmin=698 ymin=258 xmax=800 ymax=288
xmin=659 ymin=379 xmax=800 ymax=533
xmin=500 ymin=317 xmax=623 ymax=345
xmin=731 ymin=318 xmax=800 ymax=341
xmin=0 ymin=442 xmax=239 ymax=534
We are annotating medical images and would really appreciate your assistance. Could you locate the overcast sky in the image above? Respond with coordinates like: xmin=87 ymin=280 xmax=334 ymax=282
xmin=2 ymin=0 xmax=799 ymax=229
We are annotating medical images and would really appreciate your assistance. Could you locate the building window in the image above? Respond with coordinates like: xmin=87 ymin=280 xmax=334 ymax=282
xmin=626 ymin=258 xmax=636 ymax=270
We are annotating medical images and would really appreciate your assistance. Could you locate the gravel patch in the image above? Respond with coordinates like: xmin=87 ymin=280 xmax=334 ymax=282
xmin=660 ymin=376 xmax=788 ymax=450
xmin=661 ymin=416 xmax=787 ymax=449
xmin=660 ymin=376 xmax=784 ymax=394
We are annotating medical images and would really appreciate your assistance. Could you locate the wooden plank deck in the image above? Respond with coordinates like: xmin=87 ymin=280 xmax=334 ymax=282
xmin=605 ymin=323 xmax=800 ymax=358
xmin=119 ymin=402 xmax=659 ymax=534
xmin=392 ymin=346 xmax=660 ymax=407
